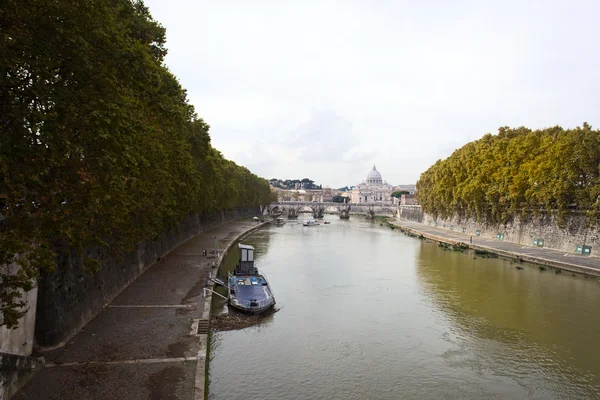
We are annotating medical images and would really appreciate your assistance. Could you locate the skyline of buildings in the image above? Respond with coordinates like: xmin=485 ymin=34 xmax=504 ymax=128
xmin=270 ymin=165 xmax=417 ymax=205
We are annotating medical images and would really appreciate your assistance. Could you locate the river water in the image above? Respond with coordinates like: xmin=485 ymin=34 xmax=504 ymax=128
xmin=209 ymin=216 xmax=600 ymax=400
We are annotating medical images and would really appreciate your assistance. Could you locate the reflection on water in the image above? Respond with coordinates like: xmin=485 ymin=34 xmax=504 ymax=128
xmin=415 ymin=244 xmax=600 ymax=399
xmin=209 ymin=218 xmax=600 ymax=400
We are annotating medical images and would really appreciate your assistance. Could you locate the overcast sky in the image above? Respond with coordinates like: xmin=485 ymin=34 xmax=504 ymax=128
xmin=145 ymin=0 xmax=600 ymax=188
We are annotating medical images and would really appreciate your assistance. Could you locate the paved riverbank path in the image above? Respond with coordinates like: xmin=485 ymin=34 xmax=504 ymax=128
xmin=391 ymin=218 xmax=600 ymax=276
xmin=14 ymin=219 xmax=261 ymax=400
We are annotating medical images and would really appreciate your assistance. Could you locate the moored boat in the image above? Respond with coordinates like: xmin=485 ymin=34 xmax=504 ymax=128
xmin=228 ymin=244 xmax=275 ymax=314
xmin=303 ymin=220 xmax=320 ymax=226
xmin=274 ymin=217 xmax=286 ymax=226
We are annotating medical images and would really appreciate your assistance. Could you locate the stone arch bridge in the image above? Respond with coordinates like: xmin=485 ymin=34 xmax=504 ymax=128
xmin=263 ymin=202 xmax=400 ymax=219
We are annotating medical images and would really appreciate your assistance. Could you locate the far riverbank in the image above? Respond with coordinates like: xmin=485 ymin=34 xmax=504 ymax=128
xmin=389 ymin=218 xmax=600 ymax=277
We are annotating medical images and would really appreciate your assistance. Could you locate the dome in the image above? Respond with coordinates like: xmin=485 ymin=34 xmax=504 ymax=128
xmin=366 ymin=165 xmax=383 ymax=184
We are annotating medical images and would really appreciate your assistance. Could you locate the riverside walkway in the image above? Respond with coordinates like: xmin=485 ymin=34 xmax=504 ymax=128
xmin=390 ymin=218 xmax=600 ymax=276
xmin=14 ymin=219 xmax=263 ymax=400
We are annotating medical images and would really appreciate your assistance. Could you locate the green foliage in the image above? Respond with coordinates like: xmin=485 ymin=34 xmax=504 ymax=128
xmin=332 ymin=195 xmax=346 ymax=203
xmin=391 ymin=190 xmax=410 ymax=198
xmin=416 ymin=124 xmax=600 ymax=226
xmin=0 ymin=0 xmax=273 ymax=328
xmin=270 ymin=178 xmax=320 ymax=190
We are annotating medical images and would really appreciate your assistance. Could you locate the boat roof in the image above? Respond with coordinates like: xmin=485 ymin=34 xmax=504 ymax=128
xmin=238 ymin=243 xmax=254 ymax=250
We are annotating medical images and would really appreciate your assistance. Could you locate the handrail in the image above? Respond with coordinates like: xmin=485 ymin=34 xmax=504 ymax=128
xmin=236 ymin=296 xmax=273 ymax=308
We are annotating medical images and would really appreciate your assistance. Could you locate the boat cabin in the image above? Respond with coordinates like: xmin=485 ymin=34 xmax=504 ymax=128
xmin=235 ymin=243 xmax=257 ymax=275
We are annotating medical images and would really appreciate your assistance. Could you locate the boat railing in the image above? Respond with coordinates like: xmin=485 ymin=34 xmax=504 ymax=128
xmin=237 ymin=297 xmax=273 ymax=309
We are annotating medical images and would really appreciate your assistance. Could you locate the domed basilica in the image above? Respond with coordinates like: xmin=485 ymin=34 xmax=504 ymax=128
xmin=350 ymin=165 xmax=394 ymax=204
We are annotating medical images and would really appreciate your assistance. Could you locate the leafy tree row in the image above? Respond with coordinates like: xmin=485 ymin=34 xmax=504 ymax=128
xmin=0 ymin=0 xmax=274 ymax=327
xmin=416 ymin=124 xmax=600 ymax=226
xmin=269 ymin=178 xmax=321 ymax=190
xmin=392 ymin=190 xmax=410 ymax=198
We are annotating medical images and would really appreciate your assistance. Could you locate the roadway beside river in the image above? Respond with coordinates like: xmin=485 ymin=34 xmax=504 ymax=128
xmin=14 ymin=219 xmax=264 ymax=400
xmin=390 ymin=218 xmax=600 ymax=277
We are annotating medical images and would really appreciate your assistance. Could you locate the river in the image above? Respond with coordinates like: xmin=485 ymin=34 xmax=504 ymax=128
xmin=209 ymin=216 xmax=600 ymax=400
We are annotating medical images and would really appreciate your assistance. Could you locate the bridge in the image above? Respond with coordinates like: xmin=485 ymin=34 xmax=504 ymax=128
xmin=264 ymin=201 xmax=403 ymax=219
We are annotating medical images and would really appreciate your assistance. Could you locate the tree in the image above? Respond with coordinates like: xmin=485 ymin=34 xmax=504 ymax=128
xmin=416 ymin=124 xmax=600 ymax=227
xmin=392 ymin=190 xmax=410 ymax=198
xmin=332 ymin=195 xmax=346 ymax=203
xmin=0 ymin=0 xmax=274 ymax=328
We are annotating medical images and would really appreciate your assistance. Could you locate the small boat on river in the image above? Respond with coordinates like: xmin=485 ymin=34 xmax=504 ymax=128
xmin=274 ymin=217 xmax=286 ymax=226
xmin=303 ymin=220 xmax=320 ymax=226
xmin=323 ymin=221 xmax=331 ymax=224
xmin=228 ymin=244 xmax=276 ymax=314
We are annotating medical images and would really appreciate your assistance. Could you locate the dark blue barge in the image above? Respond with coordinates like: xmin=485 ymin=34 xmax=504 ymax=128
xmin=228 ymin=244 xmax=276 ymax=314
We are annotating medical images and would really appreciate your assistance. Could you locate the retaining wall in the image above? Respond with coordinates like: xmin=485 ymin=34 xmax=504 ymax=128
xmin=0 ymin=278 xmax=37 ymax=357
xmin=34 ymin=207 xmax=261 ymax=350
xmin=0 ymin=353 xmax=44 ymax=400
xmin=397 ymin=206 xmax=600 ymax=255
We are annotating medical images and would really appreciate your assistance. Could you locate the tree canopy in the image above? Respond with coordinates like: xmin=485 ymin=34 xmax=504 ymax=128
xmin=0 ymin=0 xmax=274 ymax=327
xmin=392 ymin=190 xmax=410 ymax=198
xmin=269 ymin=178 xmax=320 ymax=190
xmin=416 ymin=124 xmax=600 ymax=226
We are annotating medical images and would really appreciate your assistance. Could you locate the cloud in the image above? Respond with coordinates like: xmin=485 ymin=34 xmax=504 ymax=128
xmin=146 ymin=0 xmax=600 ymax=187
xmin=287 ymin=109 xmax=359 ymax=162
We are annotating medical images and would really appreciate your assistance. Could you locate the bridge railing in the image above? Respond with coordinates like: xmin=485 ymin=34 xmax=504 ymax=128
xmin=271 ymin=201 xmax=395 ymax=207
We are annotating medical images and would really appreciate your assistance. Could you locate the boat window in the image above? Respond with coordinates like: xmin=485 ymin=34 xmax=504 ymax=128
xmin=248 ymin=250 xmax=253 ymax=261
xmin=241 ymin=249 xmax=248 ymax=262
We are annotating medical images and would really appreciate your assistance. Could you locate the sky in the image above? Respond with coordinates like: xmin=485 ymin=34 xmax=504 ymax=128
xmin=144 ymin=0 xmax=600 ymax=188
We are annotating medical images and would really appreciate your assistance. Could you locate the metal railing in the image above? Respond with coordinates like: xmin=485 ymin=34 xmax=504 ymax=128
xmin=236 ymin=297 xmax=274 ymax=309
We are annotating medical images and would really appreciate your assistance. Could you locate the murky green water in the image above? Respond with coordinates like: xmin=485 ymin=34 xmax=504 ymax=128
xmin=209 ymin=217 xmax=600 ymax=400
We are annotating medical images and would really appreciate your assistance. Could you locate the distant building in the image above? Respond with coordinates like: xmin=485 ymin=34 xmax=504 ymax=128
xmin=322 ymin=187 xmax=334 ymax=202
xmin=350 ymin=165 xmax=394 ymax=204
xmin=400 ymin=194 xmax=418 ymax=205
xmin=394 ymin=184 xmax=416 ymax=194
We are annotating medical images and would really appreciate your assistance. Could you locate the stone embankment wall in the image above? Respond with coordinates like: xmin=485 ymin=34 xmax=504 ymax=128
xmin=0 ymin=276 xmax=39 ymax=400
xmin=397 ymin=206 xmax=600 ymax=254
xmin=35 ymin=206 xmax=261 ymax=350
xmin=0 ymin=354 xmax=44 ymax=400
xmin=1 ymin=275 xmax=37 ymax=357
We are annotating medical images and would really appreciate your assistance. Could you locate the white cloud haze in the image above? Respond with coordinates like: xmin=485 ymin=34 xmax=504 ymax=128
xmin=145 ymin=0 xmax=600 ymax=187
